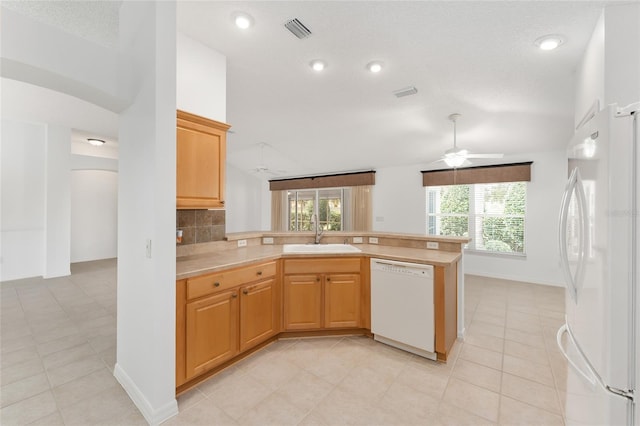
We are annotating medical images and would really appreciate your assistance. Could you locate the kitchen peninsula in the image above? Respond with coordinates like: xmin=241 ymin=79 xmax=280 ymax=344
xmin=175 ymin=232 xmax=468 ymax=394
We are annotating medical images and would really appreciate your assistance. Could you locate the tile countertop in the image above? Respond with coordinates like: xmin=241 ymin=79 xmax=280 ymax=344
xmin=176 ymin=243 xmax=462 ymax=280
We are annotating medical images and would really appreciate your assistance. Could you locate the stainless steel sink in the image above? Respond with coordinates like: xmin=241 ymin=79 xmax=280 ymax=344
xmin=282 ymin=244 xmax=362 ymax=254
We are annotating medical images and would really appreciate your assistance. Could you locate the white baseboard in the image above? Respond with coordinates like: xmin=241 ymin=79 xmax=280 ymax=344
xmin=113 ymin=363 xmax=178 ymax=426
xmin=465 ymin=271 xmax=564 ymax=288
xmin=457 ymin=326 xmax=466 ymax=339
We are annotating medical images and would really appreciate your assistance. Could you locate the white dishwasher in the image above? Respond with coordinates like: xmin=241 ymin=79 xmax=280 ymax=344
xmin=370 ymin=258 xmax=435 ymax=360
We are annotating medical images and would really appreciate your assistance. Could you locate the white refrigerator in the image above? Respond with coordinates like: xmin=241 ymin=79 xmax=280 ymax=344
xmin=557 ymin=102 xmax=639 ymax=425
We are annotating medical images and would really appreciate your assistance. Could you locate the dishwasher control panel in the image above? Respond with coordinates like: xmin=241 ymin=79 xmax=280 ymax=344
xmin=371 ymin=259 xmax=433 ymax=278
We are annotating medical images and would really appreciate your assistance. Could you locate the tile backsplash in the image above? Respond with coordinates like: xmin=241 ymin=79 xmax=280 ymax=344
xmin=177 ymin=209 xmax=225 ymax=245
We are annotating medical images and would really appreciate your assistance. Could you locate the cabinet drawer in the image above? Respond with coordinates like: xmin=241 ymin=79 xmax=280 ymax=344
xmin=283 ymin=258 xmax=361 ymax=275
xmin=232 ymin=261 xmax=277 ymax=287
xmin=187 ymin=272 xmax=230 ymax=300
xmin=187 ymin=261 xmax=276 ymax=300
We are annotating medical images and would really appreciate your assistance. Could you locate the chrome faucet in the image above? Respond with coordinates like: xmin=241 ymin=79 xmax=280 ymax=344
xmin=313 ymin=213 xmax=324 ymax=244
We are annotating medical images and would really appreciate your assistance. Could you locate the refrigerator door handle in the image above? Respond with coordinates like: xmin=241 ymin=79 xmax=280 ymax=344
xmin=559 ymin=168 xmax=588 ymax=303
xmin=557 ymin=321 xmax=635 ymax=402
xmin=556 ymin=323 xmax=596 ymax=386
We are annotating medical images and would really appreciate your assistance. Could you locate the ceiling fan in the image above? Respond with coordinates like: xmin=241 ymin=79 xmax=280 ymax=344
xmin=250 ymin=143 xmax=286 ymax=176
xmin=433 ymin=113 xmax=504 ymax=168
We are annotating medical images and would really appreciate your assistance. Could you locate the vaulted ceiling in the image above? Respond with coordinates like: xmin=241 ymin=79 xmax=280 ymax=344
xmin=4 ymin=1 xmax=611 ymax=179
xmin=177 ymin=1 xmax=607 ymax=178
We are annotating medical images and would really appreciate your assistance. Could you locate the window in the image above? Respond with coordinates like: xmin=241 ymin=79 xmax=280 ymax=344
xmin=426 ymin=182 xmax=526 ymax=254
xmin=288 ymin=188 xmax=344 ymax=231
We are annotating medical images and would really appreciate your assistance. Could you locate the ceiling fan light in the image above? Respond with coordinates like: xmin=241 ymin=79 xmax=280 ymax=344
xmin=444 ymin=148 xmax=467 ymax=157
xmin=444 ymin=156 xmax=466 ymax=168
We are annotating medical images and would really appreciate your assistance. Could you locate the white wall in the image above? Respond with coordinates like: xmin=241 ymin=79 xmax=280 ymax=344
xmin=0 ymin=119 xmax=46 ymax=281
xmin=260 ymin=180 xmax=272 ymax=231
xmin=575 ymin=4 xmax=640 ymax=126
xmin=114 ymin=2 xmax=178 ymax=424
xmin=0 ymin=119 xmax=77 ymax=281
xmin=604 ymin=4 xmax=640 ymax=107
xmin=372 ymin=151 xmax=567 ymax=286
xmin=574 ymin=13 xmax=604 ymax=128
xmin=70 ymin=170 xmax=118 ymax=263
xmin=1 ymin=13 xmax=119 ymax=282
xmin=225 ymin=164 xmax=266 ymax=233
xmin=70 ymin=145 xmax=119 ymax=264
xmin=372 ymin=165 xmax=428 ymax=234
xmin=177 ymin=32 xmax=226 ymax=122
xmin=43 ymin=125 xmax=71 ymax=278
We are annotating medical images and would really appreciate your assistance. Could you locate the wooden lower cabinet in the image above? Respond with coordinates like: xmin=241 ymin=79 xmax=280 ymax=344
xmin=240 ymin=278 xmax=278 ymax=352
xmin=283 ymin=269 xmax=361 ymax=330
xmin=184 ymin=289 xmax=238 ymax=381
xmin=177 ymin=254 xmax=460 ymax=394
xmin=178 ymin=261 xmax=279 ymax=388
xmin=283 ymin=275 xmax=322 ymax=330
xmin=324 ymin=273 xmax=360 ymax=328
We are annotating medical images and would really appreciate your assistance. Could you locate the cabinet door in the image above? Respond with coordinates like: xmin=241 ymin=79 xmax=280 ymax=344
xmin=185 ymin=290 xmax=238 ymax=380
xmin=324 ymin=274 xmax=361 ymax=328
xmin=283 ymin=275 xmax=322 ymax=330
xmin=240 ymin=278 xmax=277 ymax=352
xmin=176 ymin=111 xmax=229 ymax=209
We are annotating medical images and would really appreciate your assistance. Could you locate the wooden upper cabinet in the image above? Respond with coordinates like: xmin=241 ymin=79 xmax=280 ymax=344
xmin=176 ymin=110 xmax=230 ymax=209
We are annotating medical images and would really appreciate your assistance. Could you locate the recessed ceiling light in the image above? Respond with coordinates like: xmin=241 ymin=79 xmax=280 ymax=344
xmin=87 ymin=138 xmax=105 ymax=146
xmin=233 ymin=12 xmax=253 ymax=30
xmin=310 ymin=60 xmax=326 ymax=72
xmin=535 ymin=35 xmax=564 ymax=51
xmin=366 ymin=61 xmax=383 ymax=73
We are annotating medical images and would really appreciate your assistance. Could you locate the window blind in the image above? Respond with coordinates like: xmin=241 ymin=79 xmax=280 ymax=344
xmin=269 ymin=170 xmax=375 ymax=191
xmin=421 ymin=162 xmax=532 ymax=187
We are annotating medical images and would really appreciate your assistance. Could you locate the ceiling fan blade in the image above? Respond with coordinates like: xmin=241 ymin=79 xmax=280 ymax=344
xmin=465 ymin=153 xmax=504 ymax=159
xmin=425 ymin=158 xmax=447 ymax=166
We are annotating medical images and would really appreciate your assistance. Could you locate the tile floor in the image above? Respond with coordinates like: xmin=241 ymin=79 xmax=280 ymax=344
xmin=1 ymin=260 xmax=570 ymax=425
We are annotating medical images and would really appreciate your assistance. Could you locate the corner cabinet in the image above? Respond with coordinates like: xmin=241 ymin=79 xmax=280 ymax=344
xmin=239 ymin=278 xmax=278 ymax=352
xmin=324 ymin=273 xmax=361 ymax=328
xmin=176 ymin=261 xmax=279 ymax=389
xmin=283 ymin=274 xmax=323 ymax=330
xmin=282 ymin=258 xmax=365 ymax=331
xmin=176 ymin=110 xmax=230 ymax=209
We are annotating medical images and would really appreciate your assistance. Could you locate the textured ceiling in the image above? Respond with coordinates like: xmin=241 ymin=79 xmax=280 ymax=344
xmin=2 ymin=0 xmax=121 ymax=49
xmin=177 ymin=1 xmax=608 ymax=178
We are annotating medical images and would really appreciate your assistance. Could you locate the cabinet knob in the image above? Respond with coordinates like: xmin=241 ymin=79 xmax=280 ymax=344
xmin=231 ymin=293 xmax=238 ymax=298
xmin=243 ymin=289 xmax=249 ymax=295
xmin=256 ymin=271 xmax=262 ymax=276
xmin=327 ymin=277 xmax=331 ymax=281
xmin=316 ymin=277 xmax=320 ymax=282
xmin=214 ymin=282 xmax=220 ymax=287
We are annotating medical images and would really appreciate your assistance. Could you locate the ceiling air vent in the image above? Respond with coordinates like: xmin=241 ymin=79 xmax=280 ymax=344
xmin=393 ymin=86 xmax=418 ymax=98
xmin=285 ymin=18 xmax=312 ymax=39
